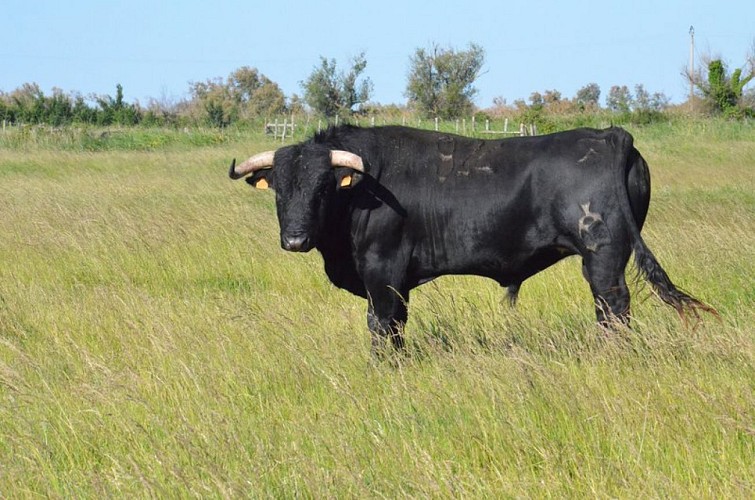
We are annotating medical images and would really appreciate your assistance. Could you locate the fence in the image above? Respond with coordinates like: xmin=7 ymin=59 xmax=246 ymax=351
xmin=264 ymin=113 xmax=538 ymax=143
xmin=297 ymin=115 xmax=538 ymax=140
xmin=265 ymin=118 xmax=296 ymax=141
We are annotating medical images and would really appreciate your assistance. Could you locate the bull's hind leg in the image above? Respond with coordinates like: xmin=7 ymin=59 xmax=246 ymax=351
xmin=581 ymin=247 xmax=632 ymax=327
xmin=506 ymin=283 xmax=521 ymax=307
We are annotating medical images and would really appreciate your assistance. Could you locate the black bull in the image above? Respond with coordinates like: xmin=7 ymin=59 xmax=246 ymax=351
xmin=228 ymin=125 xmax=715 ymax=350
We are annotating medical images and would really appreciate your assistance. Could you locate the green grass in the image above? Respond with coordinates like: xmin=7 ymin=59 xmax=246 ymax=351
xmin=1 ymin=120 xmax=753 ymax=497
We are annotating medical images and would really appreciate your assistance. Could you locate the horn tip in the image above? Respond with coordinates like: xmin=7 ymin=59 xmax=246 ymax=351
xmin=228 ymin=158 xmax=241 ymax=180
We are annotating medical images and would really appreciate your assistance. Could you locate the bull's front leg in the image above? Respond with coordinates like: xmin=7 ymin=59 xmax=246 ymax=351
xmin=367 ymin=296 xmax=408 ymax=354
xmin=363 ymin=269 xmax=409 ymax=355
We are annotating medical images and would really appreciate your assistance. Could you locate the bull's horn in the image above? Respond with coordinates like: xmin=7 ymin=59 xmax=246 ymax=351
xmin=330 ymin=150 xmax=364 ymax=172
xmin=229 ymin=150 xmax=275 ymax=179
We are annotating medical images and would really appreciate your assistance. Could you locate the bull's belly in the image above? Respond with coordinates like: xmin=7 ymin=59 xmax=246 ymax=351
xmin=408 ymin=244 xmax=574 ymax=289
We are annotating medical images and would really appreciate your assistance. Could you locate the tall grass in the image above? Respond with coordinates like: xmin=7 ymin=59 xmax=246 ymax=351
xmin=0 ymin=120 xmax=753 ymax=497
xmin=0 ymin=124 xmax=239 ymax=152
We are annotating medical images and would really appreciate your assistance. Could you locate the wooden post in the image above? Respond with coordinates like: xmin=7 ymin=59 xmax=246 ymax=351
xmin=485 ymin=119 xmax=490 ymax=132
xmin=504 ymin=118 xmax=509 ymax=133
xmin=281 ymin=118 xmax=288 ymax=142
xmin=689 ymin=26 xmax=695 ymax=108
xmin=274 ymin=118 xmax=279 ymax=140
xmin=472 ymin=116 xmax=476 ymax=132
xmin=435 ymin=117 xmax=439 ymax=131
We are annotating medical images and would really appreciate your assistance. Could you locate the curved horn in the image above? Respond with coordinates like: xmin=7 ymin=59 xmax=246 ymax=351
xmin=228 ymin=150 xmax=275 ymax=180
xmin=330 ymin=150 xmax=364 ymax=172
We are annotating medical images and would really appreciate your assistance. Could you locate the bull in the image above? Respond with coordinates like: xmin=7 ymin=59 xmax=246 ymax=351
xmin=228 ymin=125 xmax=715 ymax=352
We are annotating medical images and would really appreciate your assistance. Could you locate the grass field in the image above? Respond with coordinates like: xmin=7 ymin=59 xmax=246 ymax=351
xmin=1 ymin=120 xmax=753 ymax=497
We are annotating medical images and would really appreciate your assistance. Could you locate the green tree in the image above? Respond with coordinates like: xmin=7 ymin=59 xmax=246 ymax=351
xmin=302 ymin=53 xmax=372 ymax=118
xmin=46 ymin=88 xmax=74 ymax=126
xmin=71 ymin=93 xmax=97 ymax=123
xmin=406 ymin=43 xmax=485 ymax=119
xmin=694 ymin=59 xmax=754 ymax=116
xmin=96 ymin=84 xmax=140 ymax=125
xmin=1 ymin=83 xmax=144 ymax=126
xmin=10 ymin=83 xmax=46 ymax=123
xmin=0 ymin=92 xmax=10 ymax=122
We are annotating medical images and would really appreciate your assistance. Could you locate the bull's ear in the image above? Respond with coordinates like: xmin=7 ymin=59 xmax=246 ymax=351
xmin=334 ymin=168 xmax=364 ymax=190
xmin=245 ymin=169 xmax=274 ymax=190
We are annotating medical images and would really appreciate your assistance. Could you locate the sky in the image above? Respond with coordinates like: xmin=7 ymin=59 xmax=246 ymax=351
xmin=2 ymin=0 xmax=753 ymax=109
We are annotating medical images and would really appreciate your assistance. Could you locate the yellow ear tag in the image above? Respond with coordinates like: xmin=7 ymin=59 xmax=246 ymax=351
xmin=255 ymin=178 xmax=269 ymax=190
xmin=340 ymin=174 xmax=353 ymax=188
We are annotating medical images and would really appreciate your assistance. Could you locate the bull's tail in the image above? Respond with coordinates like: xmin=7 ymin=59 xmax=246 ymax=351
xmin=611 ymin=128 xmax=719 ymax=323
xmin=632 ymin=241 xmax=719 ymax=322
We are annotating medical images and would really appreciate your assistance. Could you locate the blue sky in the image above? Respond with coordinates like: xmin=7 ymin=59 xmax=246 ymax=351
xmin=2 ymin=1 xmax=753 ymax=108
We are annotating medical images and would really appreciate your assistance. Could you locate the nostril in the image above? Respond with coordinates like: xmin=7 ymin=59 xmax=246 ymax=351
xmin=282 ymin=235 xmax=309 ymax=252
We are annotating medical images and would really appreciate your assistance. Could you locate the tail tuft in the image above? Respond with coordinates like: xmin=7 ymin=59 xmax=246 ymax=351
xmin=633 ymin=245 xmax=719 ymax=325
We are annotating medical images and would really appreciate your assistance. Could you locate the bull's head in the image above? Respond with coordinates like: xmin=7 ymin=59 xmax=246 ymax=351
xmin=229 ymin=143 xmax=365 ymax=252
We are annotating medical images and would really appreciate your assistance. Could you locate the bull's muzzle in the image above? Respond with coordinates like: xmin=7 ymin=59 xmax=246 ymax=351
xmin=281 ymin=233 xmax=313 ymax=253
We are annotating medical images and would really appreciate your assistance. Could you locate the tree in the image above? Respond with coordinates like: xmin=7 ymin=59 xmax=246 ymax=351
xmin=742 ymin=87 xmax=755 ymax=110
xmin=606 ymin=85 xmax=633 ymax=113
xmin=247 ymin=82 xmax=286 ymax=118
xmin=575 ymin=83 xmax=601 ymax=108
xmin=605 ymin=84 xmax=669 ymax=118
xmin=543 ymin=89 xmax=561 ymax=105
xmin=95 ymin=84 xmax=140 ymax=125
xmin=528 ymin=91 xmax=544 ymax=108
xmin=405 ymin=43 xmax=485 ymax=119
xmin=2 ymin=83 xmax=116 ymax=125
xmin=301 ymin=53 xmax=373 ymax=118
xmin=46 ymin=88 xmax=74 ymax=126
xmin=633 ymin=84 xmax=669 ymax=112
xmin=0 ymin=92 xmax=10 ymax=122
xmin=692 ymin=58 xmax=754 ymax=116
xmin=227 ymin=66 xmax=286 ymax=118
xmin=190 ymin=77 xmax=235 ymax=127
xmin=190 ymin=67 xmax=287 ymax=126
xmin=10 ymin=82 xmax=46 ymax=123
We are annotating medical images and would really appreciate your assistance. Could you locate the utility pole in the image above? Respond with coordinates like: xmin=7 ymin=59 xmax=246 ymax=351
xmin=689 ymin=26 xmax=695 ymax=108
